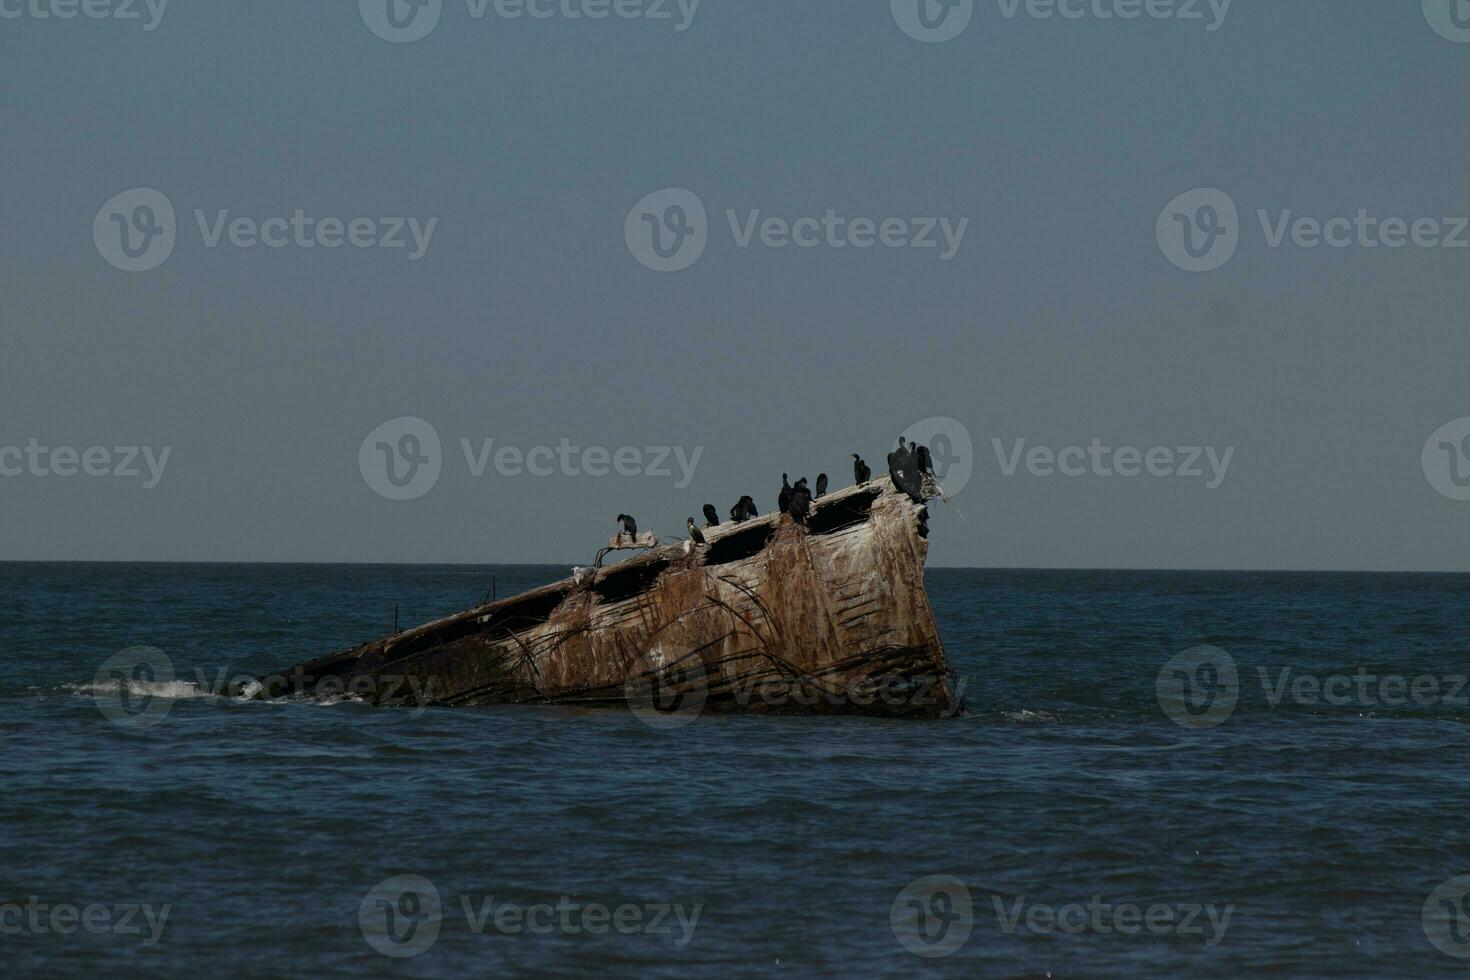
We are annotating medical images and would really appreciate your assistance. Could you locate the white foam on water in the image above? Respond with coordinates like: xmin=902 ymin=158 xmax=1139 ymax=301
xmin=68 ymin=679 xmax=212 ymax=700
xmin=1002 ymin=708 xmax=1059 ymax=723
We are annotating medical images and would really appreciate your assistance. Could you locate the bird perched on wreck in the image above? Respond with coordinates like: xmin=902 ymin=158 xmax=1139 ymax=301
xmin=815 ymin=473 xmax=828 ymax=499
xmin=787 ymin=480 xmax=813 ymax=524
xmin=895 ymin=437 xmax=914 ymax=475
xmin=731 ymin=496 xmax=758 ymax=522
xmin=687 ymin=518 xmax=706 ymax=545
xmin=914 ymin=441 xmax=934 ymax=478
xmin=852 ymin=453 xmax=871 ymax=486
xmin=887 ymin=446 xmax=924 ymax=503
xmin=778 ymin=474 xmax=792 ymax=515
xmin=702 ymin=504 xmax=720 ymax=528
xmin=616 ymin=513 xmax=638 ymax=538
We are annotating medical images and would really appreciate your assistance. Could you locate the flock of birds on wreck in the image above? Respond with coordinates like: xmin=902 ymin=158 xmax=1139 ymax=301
xmin=614 ymin=436 xmax=938 ymax=549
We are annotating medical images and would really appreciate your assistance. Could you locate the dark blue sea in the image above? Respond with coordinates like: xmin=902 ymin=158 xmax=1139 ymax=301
xmin=2 ymin=563 xmax=1468 ymax=978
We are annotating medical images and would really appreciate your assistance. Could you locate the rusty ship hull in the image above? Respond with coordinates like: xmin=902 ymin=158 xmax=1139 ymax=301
xmin=238 ymin=477 xmax=958 ymax=719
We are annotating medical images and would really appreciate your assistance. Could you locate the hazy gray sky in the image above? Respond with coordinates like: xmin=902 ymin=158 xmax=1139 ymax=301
xmin=3 ymin=0 xmax=1469 ymax=570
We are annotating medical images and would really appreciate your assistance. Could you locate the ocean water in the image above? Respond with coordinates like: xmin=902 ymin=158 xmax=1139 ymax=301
xmin=2 ymin=562 xmax=1468 ymax=978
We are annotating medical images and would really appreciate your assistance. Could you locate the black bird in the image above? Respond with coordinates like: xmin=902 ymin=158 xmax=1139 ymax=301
xmin=617 ymin=513 xmax=638 ymax=537
xmin=895 ymin=436 xmax=914 ymax=475
xmin=852 ymin=453 xmax=871 ymax=486
xmin=687 ymin=518 xmax=706 ymax=545
xmin=778 ymin=474 xmax=792 ymax=515
xmin=887 ymin=448 xmax=923 ymax=503
xmin=730 ymin=496 xmax=757 ymax=522
xmin=702 ymin=504 xmax=720 ymax=528
xmin=786 ymin=481 xmax=813 ymax=524
xmin=914 ymin=441 xmax=934 ymax=477
xmin=814 ymin=473 xmax=828 ymax=498
xmin=897 ymin=437 xmax=923 ymax=493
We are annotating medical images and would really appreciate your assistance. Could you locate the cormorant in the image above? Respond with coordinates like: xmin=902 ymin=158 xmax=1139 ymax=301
xmin=895 ymin=437 xmax=914 ymax=476
xmin=887 ymin=449 xmax=924 ymax=503
xmin=914 ymin=441 xmax=934 ymax=477
xmin=787 ymin=481 xmax=813 ymax=524
xmin=778 ymin=474 xmax=792 ymax=515
xmin=702 ymin=504 xmax=720 ymax=528
xmin=852 ymin=453 xmax=871 ymax=486
xmin=815 ymin=473 xmax=828 ymax=498
xmin=730 ymin=496 xmax=757 ymax=522
xmin=616 ymin=513 xmax=638 ymax=537
xmin=687 ymin=518 xmax=706 ymax=545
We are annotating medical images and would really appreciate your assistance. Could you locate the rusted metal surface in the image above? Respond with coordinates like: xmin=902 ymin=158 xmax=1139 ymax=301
xmin=238 ymin=477 xmax=959 ymax=719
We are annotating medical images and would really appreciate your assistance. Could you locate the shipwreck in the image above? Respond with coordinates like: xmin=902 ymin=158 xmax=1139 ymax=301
xmin=234 ymin=476 xmax=960 ymax=719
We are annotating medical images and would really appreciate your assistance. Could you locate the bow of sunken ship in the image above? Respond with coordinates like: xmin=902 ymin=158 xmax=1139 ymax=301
xmin=234 ymin=475 xmax=959 ymax=719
